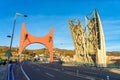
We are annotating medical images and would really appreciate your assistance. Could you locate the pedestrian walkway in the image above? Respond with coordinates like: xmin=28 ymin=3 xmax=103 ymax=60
xmin=106 ymin=68 xmax=120 ymax=74
xmin=0 ymin=65 xmax=7 ymax=80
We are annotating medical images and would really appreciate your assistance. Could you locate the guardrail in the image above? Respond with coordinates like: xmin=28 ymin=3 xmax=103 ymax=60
xmin=7 ymin=64 xmax=14 ymax=80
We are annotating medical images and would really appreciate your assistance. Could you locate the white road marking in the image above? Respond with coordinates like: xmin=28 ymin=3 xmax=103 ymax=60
xmin=45 ymin=72 xmax=55 ymax=77
xmin=83 ymin=71 xmax=98 ymax=75
xmin=34 ymin=63 xmax=98 ymax=80
xmin=21 ymin=65 xmax=30 ymax=80
xmin=39 ymin=65 xmax=96 ymax=80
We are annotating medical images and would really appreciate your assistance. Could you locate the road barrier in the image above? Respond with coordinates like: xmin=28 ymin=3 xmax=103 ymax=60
xmin=7 ymin=64 xmax=14 ymax=80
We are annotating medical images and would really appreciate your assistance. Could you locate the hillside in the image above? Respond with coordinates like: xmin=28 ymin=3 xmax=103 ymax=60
xmin=0 ymin=46 xmax=120 ymax=61
xmin=0 ymin=46 xmax=75 ymax=60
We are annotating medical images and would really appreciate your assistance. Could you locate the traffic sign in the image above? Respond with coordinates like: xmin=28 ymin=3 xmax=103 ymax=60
xmin=5 ymin=50 xmax=12 ymax=57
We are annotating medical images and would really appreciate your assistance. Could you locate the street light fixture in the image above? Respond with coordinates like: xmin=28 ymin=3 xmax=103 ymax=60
xmin=16 ymin=12 xmax=27 ymax=17
xmin=7 ymin=35 xmax=11 ymax=38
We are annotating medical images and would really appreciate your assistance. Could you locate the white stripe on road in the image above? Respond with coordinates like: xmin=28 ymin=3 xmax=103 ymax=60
xmin=83 ymin=71 xmax=98 ymax=75
xmin=37 ymin=64 xmax=96 ymax=80
xmin=45 ymin=73 xmax=55 ymax=77
xmin=21 ymin=65 xmax=30 ymax=80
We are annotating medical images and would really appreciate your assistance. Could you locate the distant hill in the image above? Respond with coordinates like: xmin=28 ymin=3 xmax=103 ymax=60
xmin=107 ymin=52 xmax=120 ymax=56
xmin=0 ymin=46 xmax=120 ymax=60
xmin=0 ymin=46 xmax=75 ymax=60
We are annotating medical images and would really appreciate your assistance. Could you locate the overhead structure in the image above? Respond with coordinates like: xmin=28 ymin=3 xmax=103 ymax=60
xmin=18 ymin=23 xmax=54 ymax=62
xmin=69 ymin=10 xmax=106 ymax=67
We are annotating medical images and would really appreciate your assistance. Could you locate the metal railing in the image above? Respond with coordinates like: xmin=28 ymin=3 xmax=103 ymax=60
xmin=7 ymin=64 xmax=14 ymax=80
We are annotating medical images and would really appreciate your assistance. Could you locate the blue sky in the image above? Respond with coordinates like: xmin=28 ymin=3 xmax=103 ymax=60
xmin=0 ymin=0 xmax=120 ymax=51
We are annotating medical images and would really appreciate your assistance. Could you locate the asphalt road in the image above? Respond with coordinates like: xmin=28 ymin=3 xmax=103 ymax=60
xmin=13 ymin=64 xmax=27 ymax=80
xmin=40 ymin=62 xmax=120 ymax=80
xmin=22 ymin=62 xmax=90 ymax=80
xmin=14 ymin=62 xmax=120 ymax=80
xmin=0 ymin=65 xmax=6 ymax=80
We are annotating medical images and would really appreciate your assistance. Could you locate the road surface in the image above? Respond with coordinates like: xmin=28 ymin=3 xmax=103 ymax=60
xmin=14 ymin=62 xmax=120 ymax=80
xmin=22 ymin=62 xmax=89 ymax=80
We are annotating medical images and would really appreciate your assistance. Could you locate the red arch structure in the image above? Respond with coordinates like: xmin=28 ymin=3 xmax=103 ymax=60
xmin=18 ymin=23 xmax=54 ymax=62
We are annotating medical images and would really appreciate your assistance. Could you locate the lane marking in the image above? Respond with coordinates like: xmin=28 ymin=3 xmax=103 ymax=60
xmin=21 ymin=65 xmax=30 ymax=80
xmin=83 ymin=71 xmax=98 ymax=75
xmin=36 ymin=64 xmax=97 ymax=80
xmin=45 ymin=73 xmax=55 ymax=77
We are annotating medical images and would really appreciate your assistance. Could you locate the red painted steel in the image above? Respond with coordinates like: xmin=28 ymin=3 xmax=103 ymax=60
xmin=18 ymin=23 xmax=54 ymax=62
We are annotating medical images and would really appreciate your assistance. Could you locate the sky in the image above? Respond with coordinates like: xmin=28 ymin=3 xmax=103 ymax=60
xmin=0 ymin=0 xmax=120 ymax=51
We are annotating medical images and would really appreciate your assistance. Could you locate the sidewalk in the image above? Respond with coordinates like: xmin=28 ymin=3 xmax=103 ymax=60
xmin=106 ymin=68 xmax=120 ymax=74
xmin=0 ymin=65 xmax=7 ymax=80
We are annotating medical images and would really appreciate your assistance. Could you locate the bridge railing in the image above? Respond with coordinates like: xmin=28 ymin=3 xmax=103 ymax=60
xmin=6 ymin=64 xmax=14 ymax=80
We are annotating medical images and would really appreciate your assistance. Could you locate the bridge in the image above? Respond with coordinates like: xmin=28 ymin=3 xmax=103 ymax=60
xmin=8 ymin=61 xmax=120 ymax=80
xmin=4 ymin=10 xmax=120 ymax=80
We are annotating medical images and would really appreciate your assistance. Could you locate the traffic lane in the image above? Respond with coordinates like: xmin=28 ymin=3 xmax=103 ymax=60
xmin=13 ymin=64 xmax=27 ymax=80
xmin=34 ymin=63 xmax=96 ymax=80
xmin=22 ymin=62 xmax=88 ymax=80
xmin=60 ymin=66 xmax=120 ymax=80
xmin=32 ymin=63 xmax=92 ymax=80
xmin=37 ymin=63 xmax=120 ymax=80
xmin=22 ymin=63 xmax=56 ymax=80
xmin=37 ymin=63 xmax=104 ymax=79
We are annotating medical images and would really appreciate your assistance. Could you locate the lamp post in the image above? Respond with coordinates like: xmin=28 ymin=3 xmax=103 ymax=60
xmin=5 ymin=12 xmax=27 ymax=80
xmin=9 ymin=12 xmax=27 ymax=50
xmin=6 ymin=12 xmax=27 ymax=63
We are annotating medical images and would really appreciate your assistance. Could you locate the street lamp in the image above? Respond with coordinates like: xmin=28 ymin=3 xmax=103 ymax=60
xmin=9 ymin=12 xmax=27 ymax=50
xmin=5 ymin=12 xmax=27 ymax=79
xmin=6 ymin=12 xmax=27 ymax=62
